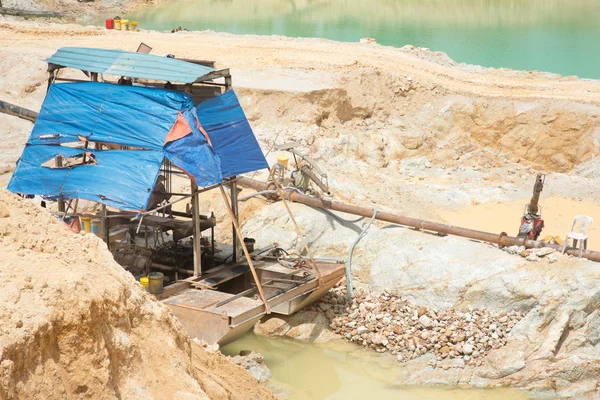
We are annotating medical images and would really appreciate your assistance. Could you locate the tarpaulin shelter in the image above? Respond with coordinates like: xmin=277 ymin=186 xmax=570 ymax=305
xmin=8 ymin=81 xmax=268 ymax=211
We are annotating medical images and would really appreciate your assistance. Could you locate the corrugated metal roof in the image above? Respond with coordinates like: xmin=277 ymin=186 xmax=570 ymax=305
xmin=46 ymin=47 xmax=215 ymax=83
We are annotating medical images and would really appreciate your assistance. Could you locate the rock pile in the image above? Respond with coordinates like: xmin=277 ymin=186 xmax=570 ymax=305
xmin=228 ymin=351 xmax=272 ymax=382
xmin=503 ymin=245 xmax=562 ymax=263
xmin=320 ymin=286 xmax=524 ymax=367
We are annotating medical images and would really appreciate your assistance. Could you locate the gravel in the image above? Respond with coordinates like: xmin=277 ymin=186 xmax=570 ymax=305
xmin=318 ymin=285 xmax=524 ymax=368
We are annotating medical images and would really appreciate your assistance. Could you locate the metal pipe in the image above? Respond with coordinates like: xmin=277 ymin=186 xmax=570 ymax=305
xmin=191 ymin=183 xmax=202 ymax=277
xmin=0 ymin=100 xmax=38 ymax=122
xmin=301 ymin=165 xmax=330 ymax=195
xmin=237 ymin=177 xmax=600 ymax=263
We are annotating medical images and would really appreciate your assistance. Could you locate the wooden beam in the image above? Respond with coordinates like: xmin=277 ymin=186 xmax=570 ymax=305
xmin=219 ymin=185 xmax=270 ymax=313
xmin=194 ymin=69 xmax=231 ymax=83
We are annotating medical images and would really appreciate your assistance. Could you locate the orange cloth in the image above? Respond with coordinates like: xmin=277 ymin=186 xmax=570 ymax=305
xmin=164 ymin=111 xmax=193 ymax=144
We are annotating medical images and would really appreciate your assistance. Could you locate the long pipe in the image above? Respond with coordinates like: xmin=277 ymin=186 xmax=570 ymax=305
xmin=0 ymin=100 xmax=38 ymax=123
xmin=237 ymin=177 xmax=600 ymax=262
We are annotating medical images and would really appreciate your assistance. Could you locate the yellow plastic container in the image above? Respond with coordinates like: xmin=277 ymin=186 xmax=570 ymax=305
xmin=80 ymin=217 xmax=92 ymax=233
xmin=130 ymin=21 xmax=138 ymax=31
xmin=114 ymin=18 xmax=122 ymax=30
xmin=121 ymin=19 xmax=129 ymax=30
xmin=140 ymin=276 xmax=149 ymax=291
xmin=277 ymin=154 xmax=289 ymax=168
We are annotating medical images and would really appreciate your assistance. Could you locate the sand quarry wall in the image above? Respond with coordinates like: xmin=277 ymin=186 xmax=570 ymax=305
xmin=1 ymin=23 xmax=600 ymax=189
xmin=0 ymin=189 xmax=274 ymax=400
xmin=241 ymin=67 xmax=600 ymax=174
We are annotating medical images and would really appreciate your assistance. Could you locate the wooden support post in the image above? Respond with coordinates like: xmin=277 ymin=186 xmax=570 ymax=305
xmin=191 ymin=183 xmax=202 ymax=278
xmin=101 ymin=204 xmax=109 ymax=249
xmin=219 ymin=185 xmax=270 ymax=313
xmin=47 ymin=69 xmax=55 ymax=91
xmin=56 ymin=156 xmax=65 ymax=213
xmin=231 ymin=178 xmax=239 ymax=262
xmin=225 ymin=75 xmax=232 ymax=91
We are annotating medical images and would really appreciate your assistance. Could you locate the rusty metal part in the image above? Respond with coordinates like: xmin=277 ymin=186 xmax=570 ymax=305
xmin=300 ymin=165 xmax=330 ymax=195
xmin=527 ymin=173 xmax=545 ymax=215
xmin=237 ymin=177 xmax=600 ymax=263
xmin=0 ymin=99 xmax=38 ymax=123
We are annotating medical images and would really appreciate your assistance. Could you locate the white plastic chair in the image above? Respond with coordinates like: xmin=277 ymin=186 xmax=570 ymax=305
xmin=563 ymin=215 xmax=593 ymax=258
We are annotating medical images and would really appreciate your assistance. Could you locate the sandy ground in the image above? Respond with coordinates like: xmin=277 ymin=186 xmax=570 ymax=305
xmin=0 ymin=19 xmax=599 ymax=240
xmin=0 ymin=189 xmax=275 ymax=399
xmin=441 ymin=196 xmax=600 ymax=249
xmin=0 ymin=14 xmax=599 ymax=399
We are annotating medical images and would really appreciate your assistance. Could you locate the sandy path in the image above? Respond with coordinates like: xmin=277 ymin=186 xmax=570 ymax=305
xmin=0 ymin=21 xmax=599 ymax=103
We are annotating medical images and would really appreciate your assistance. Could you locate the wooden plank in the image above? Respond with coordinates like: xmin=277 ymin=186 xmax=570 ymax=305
xmin=219 ymin=185 xmax=270 ymax=313
xmin=215 ymin=287 xmax=257 ymax=308
xmin=193 ymin=263 xmax=251 ymax=289
xmin=194 ymin=69 xmax=231 ymax=83
xmin=200 ymin=260 xmax=265 ymax=282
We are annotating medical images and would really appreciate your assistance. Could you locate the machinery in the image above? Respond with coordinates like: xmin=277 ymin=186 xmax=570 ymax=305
xmin=517 ymin=173 xmax=545 ymax=240
xmin=269 ymin=141 xmax=330 ymax=196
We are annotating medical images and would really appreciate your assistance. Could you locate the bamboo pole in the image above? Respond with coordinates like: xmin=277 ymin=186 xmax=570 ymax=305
xmin=219 ymin=185 xmax=270 ymax=313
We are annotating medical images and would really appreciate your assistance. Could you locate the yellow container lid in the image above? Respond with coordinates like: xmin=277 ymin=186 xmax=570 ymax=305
xmin=131 ymin=21 xmax=138 ymax=25
xmin=121 ymin=19 xmax=129 ymax=24
xmin=277 ymin=154 xmax=289 ymax=167
xmin=140 ymin=276 xmax=149 ymax=285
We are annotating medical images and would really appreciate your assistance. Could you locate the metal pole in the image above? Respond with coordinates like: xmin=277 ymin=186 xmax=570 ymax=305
xmin=191 ymin=183 xmax=202 ymax=277
xmin=300 ymin=165 xmax=330 ymax=195
xmin=0 ymin=100 xmax=38 ymax=123
xmin=237 ymin=177 xmax=600 ymax=263
xmin=219 ymin=185 xmax=270 ymax=313
xmin=101 ymin=204 xmax=109 ymax=249
xmin=231 ymin=177 xmax=239 ymax=262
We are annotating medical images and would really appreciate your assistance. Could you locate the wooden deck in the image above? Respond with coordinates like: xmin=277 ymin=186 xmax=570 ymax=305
xmin=161 ymin=260 xmax=345 ymax=345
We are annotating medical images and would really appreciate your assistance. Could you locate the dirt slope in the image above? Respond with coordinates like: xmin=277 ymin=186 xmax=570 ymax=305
xmin=0 ymin=189 xmax=274 ymax=400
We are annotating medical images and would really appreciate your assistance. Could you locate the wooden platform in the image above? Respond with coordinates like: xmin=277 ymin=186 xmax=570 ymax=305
xmin=164 ymin=289 xmax=264 ymax=345
xmin=160 ymin=260 xmax=345 ymax=345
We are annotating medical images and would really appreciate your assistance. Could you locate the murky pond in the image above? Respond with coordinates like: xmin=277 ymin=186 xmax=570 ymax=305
xmin=222 ymin=333 xmax=529 ymax=399
xmin=113 ymin=0 xmax=600 ymax=79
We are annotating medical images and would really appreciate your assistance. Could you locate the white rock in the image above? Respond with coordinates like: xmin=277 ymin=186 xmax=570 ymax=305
xmin=419 ymin=315 xmax=433 ymax=328
xmin=463 ymin=344 xmax=474 ymax=355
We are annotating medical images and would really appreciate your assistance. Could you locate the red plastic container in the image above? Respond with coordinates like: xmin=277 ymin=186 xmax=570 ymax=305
xmin=105 ymin=18 xmax=114 ymax=29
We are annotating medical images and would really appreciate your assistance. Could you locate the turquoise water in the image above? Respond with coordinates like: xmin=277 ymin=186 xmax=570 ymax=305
xmin=124 ymin=0 xmax=600 ymax=79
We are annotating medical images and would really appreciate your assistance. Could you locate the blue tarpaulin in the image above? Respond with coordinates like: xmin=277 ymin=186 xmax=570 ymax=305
xmin=197 ymin=90 xmax=268 ymax=178
xmin=8 ymin=82 xmax=267 ymax=211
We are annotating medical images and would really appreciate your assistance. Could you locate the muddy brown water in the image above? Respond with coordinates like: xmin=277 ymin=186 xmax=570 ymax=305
xmin=222 ymin=333 xmax=529 ymax=399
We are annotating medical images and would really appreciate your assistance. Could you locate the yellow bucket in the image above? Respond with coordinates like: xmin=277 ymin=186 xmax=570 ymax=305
xmin=277 ymin=154 xmax=289 ymax=168
xmin=130 ymin=21 xmax=138 ymax=31
xmin=140 ymin=276 xmax=149 ymax=291
xmin=114 ymin=19 xmax=122 ymax=30
xmin=80 ymin=217 xmax=92 ymax=233
xmin=121 ymin=19 xmax=129 ymax=30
